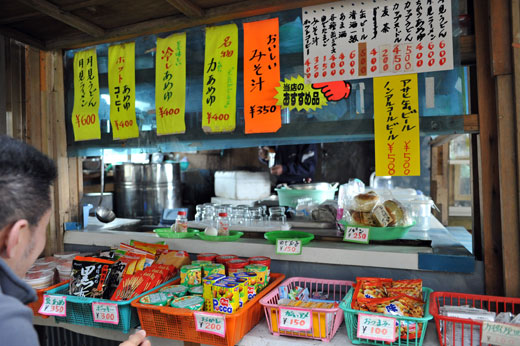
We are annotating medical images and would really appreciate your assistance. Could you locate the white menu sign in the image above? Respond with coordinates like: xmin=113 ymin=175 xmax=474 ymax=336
xmin=302 ymin=0 xmax=453 ymax=82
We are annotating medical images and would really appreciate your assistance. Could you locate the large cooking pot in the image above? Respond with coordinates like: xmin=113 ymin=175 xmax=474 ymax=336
xmin=114 ymin=163 xmax=182 ymax=224
xmin=275 ymin=182 xmax=338 ymax=208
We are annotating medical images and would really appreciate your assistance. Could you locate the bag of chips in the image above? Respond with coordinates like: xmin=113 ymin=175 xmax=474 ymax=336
xmin=69 ymin=256 xmax=115 ymax=298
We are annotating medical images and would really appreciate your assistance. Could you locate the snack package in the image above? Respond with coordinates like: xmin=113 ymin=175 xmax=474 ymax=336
xmin=212 ymin=281 xmax=240 ymax=314
xmin=159 ymin=284 xmax=189 ymax=298
xmin=223 ymin=277 xmax=248 ymax=308
xmin=352 ymin=278 xmax=389 ymax=310
xmin=171 ymin=296 xmax=204 ymax=311
xmin=244 ymin=264 xmax=269 ymax=290
xmin=346 ymin=192 xmax=411 ymax=227
xmin=233 ymin=272 xmax=258 ymax=300
xmin=157 ymin=250 xmax=191 ymax=269
xmin=203 ymin=274 xmax=226 ymax=311
xmin=69 ymin=257 xmax=115 ymax=298
xmin=139 ymin=292 xmax=170 ymax=306
xmin=191 ymin=260 xmax=212 ymax=266
xmin=189 ymin=285 xmax=203 ymax=296
xmin=202 ymin=263 xmax=226 ymax=277
xmin=180 ymin=265 xmax=202 ymax=287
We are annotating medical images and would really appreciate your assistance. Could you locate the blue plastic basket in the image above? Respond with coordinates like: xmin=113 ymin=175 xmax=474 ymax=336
xmin=45 ymin=277 xmax=178 ymax=333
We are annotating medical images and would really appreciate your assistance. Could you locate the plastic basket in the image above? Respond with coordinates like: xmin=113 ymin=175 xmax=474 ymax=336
xmin=340 ymin=287 xmax=433 ymax=345
xmin=259 ymin=276 xmax=354 ymax=342
xmin=154 ymin=228 xmax=199 ymax=238
xmin=196 ymin=230 xmax=244 ymax=242
xmin=28 ymin=280 xmax=68 ymax=319
xmin=275 ymin=188 xmax=337 ymax=208
xmin=339 ymin=221 xmax=416 ymax=241
xmin=45 ymin=277 xmax=178 ymax=333
xmin=430 ymin=291 xmax=520 ymax=346
xmin=264 ymin=231 xmax=315 ymax=245
xmin=131 ymin=273 xmax=285 ymax=346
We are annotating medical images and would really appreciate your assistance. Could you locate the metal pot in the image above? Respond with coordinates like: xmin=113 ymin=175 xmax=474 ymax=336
xmin=114 ymin=163 xmax=182 ymax=224
xmin=288 ymin=182 xmax=339 ymax=191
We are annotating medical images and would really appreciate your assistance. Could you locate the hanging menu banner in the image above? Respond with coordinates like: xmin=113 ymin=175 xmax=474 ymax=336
xmin=302 ymin=0 xmax=453 ymax=82
xmin=155 ymin=33 xmax=186 ymax=135
xmin=71 ymin=48 xmax=101 ymax=141
xmin=108 ymin=42 xmax=139 ymax=140
xmin=243 ymin=18 xmax=281 ymax=134
xmin=201 ymin=24 xmax=238 ymax=133
xmin=274 ymin=76 xmax=328 ymax=111
xmin=374 ymin=73 xmax=420 ymax=177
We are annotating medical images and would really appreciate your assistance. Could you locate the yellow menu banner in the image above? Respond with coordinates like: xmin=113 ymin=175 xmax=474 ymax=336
xmin=71 ymin=49 xmax=101 ymax=141
xmin=274 ymin=75 xmax=328 ymax=111
xmin=108 ymin=42 xmax=139 ymax=140
xmin=374 ymin=73 xmax=420 ymax=176
xmin=156 ymin=33 xmax=186 ymax=135
xmin=201 ymin=24 xmax=238 ymax=133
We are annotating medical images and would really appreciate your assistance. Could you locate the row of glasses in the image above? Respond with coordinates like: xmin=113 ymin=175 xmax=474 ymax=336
xmin=194 ymin=203 xmax=286 ymax=227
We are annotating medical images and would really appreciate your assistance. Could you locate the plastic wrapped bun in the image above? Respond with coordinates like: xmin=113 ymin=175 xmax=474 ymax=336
xmin=353 ymin=191 xmax=380 ymax=212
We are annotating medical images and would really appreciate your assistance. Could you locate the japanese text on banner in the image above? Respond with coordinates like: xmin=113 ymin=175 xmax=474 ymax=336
xmin=201 ymin=24 xmax=238 ymax=133
xmin=302 ymin=0 xmax=453 ymax=82
xmin=274 ymin=76 xmax=328 ymax=111
xmin=156 ymin=33 xmax=186 ymax=135
xmin=72 ymin=49 xmax=101 ymax=141
xmin=108 ymin=42 xmax=139 ymax=140
xmin=374 ymin=73 xmax=420 ymax=176
xmin=243 ymin=18 xmax=281 ymax=134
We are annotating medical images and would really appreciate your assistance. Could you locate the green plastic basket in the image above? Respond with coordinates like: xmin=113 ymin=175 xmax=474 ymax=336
xmin=45 ymin=277 xmax=178 ymax=333
xmin=154 ymin=228 xmax=199 ymax=239
xmin=339 ymin=221 xmax=416 ymax=241
xmin=264 ymin=230 xmax=315 ymax=245
xmin=339 ymin=287 xmax=433 ymax=345
xmin=195 ymin=230 xmax=244 ymax=242
xmin=275 ymin=187 xmax=337 ymax=208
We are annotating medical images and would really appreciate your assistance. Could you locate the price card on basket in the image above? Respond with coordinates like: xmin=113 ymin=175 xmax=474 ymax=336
xmin=276 ymin=239 xmax=302 ymax=255
xmin=482 ymin=322 xmax=520 ymax=345
xmin=194 ymin=312 xmax=226 ymax=338
xmin=92 ymin=302 xmax=119 ymax=325
xmin=38 ymin=295 xmax=67 ymax=317
xmin=357 ymin=314 xmax=396 ymax=342
xmin=343 ymin=226 xmax=370 ymax=244
xmin=278 ymin=307 xmax=312 ymax=331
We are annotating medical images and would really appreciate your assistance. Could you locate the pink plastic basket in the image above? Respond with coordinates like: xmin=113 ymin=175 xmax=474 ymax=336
xmin=259 ymin=277 xmax=354 ymax=342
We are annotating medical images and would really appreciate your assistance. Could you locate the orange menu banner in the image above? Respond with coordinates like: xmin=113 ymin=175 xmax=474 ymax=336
xmin=243 ymin=18 xmax=281 ymax=134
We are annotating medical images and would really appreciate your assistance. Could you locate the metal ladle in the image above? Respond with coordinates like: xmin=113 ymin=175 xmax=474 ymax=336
xmin=95 ymin=156 xmax=116 ymax=223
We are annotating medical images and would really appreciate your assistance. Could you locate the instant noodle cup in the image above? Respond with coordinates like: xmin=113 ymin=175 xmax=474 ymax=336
xmin=159 ymin=284 xmax=189 ymax=298
xmin=226 ymin=259 xmax=249 ymax=275
xmin=180 ymin=265 xmax=202 ymax=287
xmin=203 ymin=274 xmax=226 ymax=311
xmin=233 ymin=272 xmax=258 ymax=300
xmin=24 ymin=269 xmax=54 ymax=289
xmin=212 ymin=281 xmax=240 ymax=314
xmin=248 ymin=256 xmax=271 ymax=268
xmin=215 ymin=254 xmax=237 ymax=265
xmin=244 ymin=264 xmax=268 ymax=290
xmin=202 ymin=263 xmax=225 ymax=277
xmin=189 ymin=285 xmax=203 ymax=296
xmin=139 ymin=292 xmax=170 ymax=306
xmin=170 ymin=295 xmax=204 ymax=311
xmin=197 ymin=253 xmax=218 ymax=262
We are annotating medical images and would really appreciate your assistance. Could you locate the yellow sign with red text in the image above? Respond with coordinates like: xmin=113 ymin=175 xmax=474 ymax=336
xmin=374 ymin=74 xmax=420 ymax=176
xmin=108 ymin=42 xmax=139 ymax=140
xmin=71 ymin=49 xmax=101 ymax=141
xmin=155 ymin=33 xmax=186 ymax=135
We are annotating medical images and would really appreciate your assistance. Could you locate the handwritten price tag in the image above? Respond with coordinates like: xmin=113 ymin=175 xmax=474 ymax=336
xmin=194 ymin=312 xmax=226 ymax=337
xmin=482 ymin=322 xmax=520 ymax=345
xmin=38 ymin=295 xmax=67 ymax=317
xmin=92 ymin=302 xmax=119 ymax=325
xmin=357 ymin=314 xmax=396 ymax=342
xmin=343 ymin=226 xmax=369 ymax=244
xmin=276 ymin=239 xmax=302 ymax=255
xmin=278 ymin=307 xmax=312 ymax=331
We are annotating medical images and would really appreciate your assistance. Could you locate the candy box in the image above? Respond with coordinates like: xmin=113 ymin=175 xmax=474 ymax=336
xmin=222 ymin=277 xmax=248 ymax=308
xmin=233 ymin=272 xmax=258 ymax=300
xmin=202 ymin=263 xmax=225 ymax=277
xmin=180 ymin=265 xmax=202 ymax=287
xmin=212 ymin=281 xmax=240 ymax=314
xmin=244 ymin=265 xmax=268 ymax=290
xmin=203 ymin=274 xmax=226 ymax=311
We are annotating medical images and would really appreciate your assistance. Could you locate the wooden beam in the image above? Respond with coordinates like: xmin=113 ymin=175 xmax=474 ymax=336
xmin=0 ymin=0 xmax=109 ymax=25
xmin=489 ymin=0 xmax=512 ymax=75
xmin=165 ymin=0 xmax=204 ymax=18
xmin=0 ymin=26 xmax=45 ymax=49
xmin=429 ymin=134 xmax=462 ymax=148
xmin=474 ymin=0 xmax=504 ymax=296
xmin=16 ymin=0 xmax=105 ymax=37
xmin=24 ymin=45 xmax=41 ymax=149
xmin=464 ymin=113 xmax=479 ymax=132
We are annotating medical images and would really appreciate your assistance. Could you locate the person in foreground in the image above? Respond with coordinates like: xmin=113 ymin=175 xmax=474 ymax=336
xmin=0 ymin=135 xmax=149 ymax=346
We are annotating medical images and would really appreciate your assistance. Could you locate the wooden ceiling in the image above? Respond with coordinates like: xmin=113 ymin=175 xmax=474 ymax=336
xmin=0 ymin=0 xmax=337 ymax=51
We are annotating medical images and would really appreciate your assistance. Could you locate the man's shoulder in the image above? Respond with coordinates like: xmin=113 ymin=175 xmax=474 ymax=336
xmin=0 ymin=291 xmax=39 ymax=345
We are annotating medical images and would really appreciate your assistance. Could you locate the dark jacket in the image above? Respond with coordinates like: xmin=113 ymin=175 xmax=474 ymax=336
xmin=0 ymin=258 xmax=39 ymax=346
xmin=273 ymin=144 xmax=318 ymax=184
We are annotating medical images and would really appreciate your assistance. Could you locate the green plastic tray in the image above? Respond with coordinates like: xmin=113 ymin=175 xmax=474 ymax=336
xmin=153 ymin=228 xmax=199 ymax=239
xmin=339 ymin=220 xmax=415 ymax=241
xmin=196 ymin=230 xmax=244 ymax=242
xmin=264 ymin=230 xmax=315 ymax=245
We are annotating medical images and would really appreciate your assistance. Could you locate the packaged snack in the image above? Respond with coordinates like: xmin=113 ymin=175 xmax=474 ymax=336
xmin=233 ymin=272 xmax=258 ymax=300
xmin=247 ymin=256 xmax=271 ymax=269
xmin=197 ymin=253 xmax=218 ymax=262
xmin=159 ymin=284 xmax=189 ymax=298
xmin=156 ymin=250 xmax=191 ymax=269
xmin=171 ymin=295 xmax=204 ymax=311
xmin=139 ymin=292 xmax=170 ymax=306
xmin=212 ymin=281 xmax=240 ymax=314
xmin=69 ymin=257 xmax=115 ymax=298
xmin=223 ymin=277 xmax=248 ymax=307
xmin=244 ymin=264 xmax=269 ymax=290
xmin=189 ymin=285 xmax=203 ymax=296
xmin=372 ymin=204 xmax=393 ymax=227
xmin=352 ymin=278 xmax=389 ymax=310
xmin=191 ymin=260 xmax=212 ymax=266
xmin=226 ymin=259 xmax=249 ymax=275
xmin=215 ymin=254 xmax=238 ymax=265
xmin=202 ymin=263 xmax=225 ymax=277
xmin=288 ymin=286 xmax=309 ymax=301
xmin=383 ymin=200 xmax=407 ymax=226
xmin=203 ymin=274 xmax=226 ymax=311
xmin=180 ymin=265 xmax=202 ymax=287
xmin=353 ymin=191 xmax=380 ymax=212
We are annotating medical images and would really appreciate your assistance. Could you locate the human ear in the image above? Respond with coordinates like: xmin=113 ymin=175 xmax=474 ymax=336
xmin=4 ymin=219 xmax=29 ymax=259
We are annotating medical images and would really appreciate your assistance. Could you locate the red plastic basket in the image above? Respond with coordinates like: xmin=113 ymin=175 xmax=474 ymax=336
xmin=27 ymin=280 xmax=68 ymax=319
xmin=259 ymin=277 xmax=354 ymax=342
xmin=430 ymin=291 xmax=520 ymax=346
xmin=131 ymin=273 xmax=285 ymax=346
